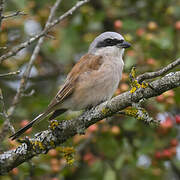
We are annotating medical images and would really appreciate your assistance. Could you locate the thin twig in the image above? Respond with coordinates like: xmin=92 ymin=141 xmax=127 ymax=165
xmin=0 ymin=89 xmax=8 ymax=119
xmin=0 ymin=0 xmax=4 ymax=30
xmin=8 ymin=0 xmax=63 ymax=116
xmin=0 ymin=70 xmax=20 ymax=78
xmin=22 ymin=89 xmax=35 ymax=97
xmin=2 ymin=11 xmax=27 ymax=19
xmin=0 ymin=0 xmax=90 ymax=63
xmin=0 ymin=89 xmax=15 ymax=143
xmin=137 ymin=58 xmax=180 ymax=83
xmin=0 ymin=46 xmax=7 ymax=50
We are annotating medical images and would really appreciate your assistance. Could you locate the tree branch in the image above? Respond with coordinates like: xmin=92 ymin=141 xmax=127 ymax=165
xmin=0 ymin=0 xmax=90 ymax=63
xmin=0 ymin=66 xmax=179 ymax=174
xmin=0 ymin=70 xmax=20 ymax=78
xmin=0 ymin=89 xmax=15 ymax=146
xmin=2 ymin=11 xmax=27 ymax=19
xmin=137 ymin=58 xmax=180 ymax=83
xmin=0 ymin=0 xmax=4 ymax=30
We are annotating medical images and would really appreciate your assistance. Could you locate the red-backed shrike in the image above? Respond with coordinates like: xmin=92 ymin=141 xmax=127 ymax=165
xmin=10 ymin=31 xmax=131 ymax=140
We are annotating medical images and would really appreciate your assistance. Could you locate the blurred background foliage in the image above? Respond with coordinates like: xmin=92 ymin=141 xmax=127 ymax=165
xmin=0 ymin=0 xmax=180 ymax=179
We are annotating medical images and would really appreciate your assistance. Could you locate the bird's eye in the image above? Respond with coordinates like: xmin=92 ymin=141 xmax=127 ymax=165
xmin=105 ymin=38 xmax=112 ymax=43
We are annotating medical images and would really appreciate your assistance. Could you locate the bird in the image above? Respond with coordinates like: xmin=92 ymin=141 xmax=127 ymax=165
xmin=9 ymin=31 xmax=131 ymax=140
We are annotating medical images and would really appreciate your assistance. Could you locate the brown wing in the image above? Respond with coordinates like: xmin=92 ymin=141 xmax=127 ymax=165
xmin=46 ymin=53 xmax=103 ymax=111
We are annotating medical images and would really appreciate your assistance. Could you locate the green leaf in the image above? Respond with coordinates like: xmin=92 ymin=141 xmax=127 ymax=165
xmin=103 ymin=168 xmax=116 ymax=180
xmin=114 ymin=155 xmax=126 ymax=170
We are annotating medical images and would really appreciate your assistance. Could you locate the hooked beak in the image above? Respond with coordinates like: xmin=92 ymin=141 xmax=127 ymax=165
xmin=117 ymin=41 xmax=131 ymax=49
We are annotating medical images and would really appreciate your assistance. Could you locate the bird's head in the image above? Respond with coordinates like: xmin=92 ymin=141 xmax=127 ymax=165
xmin=88 ymin=32 xmax=131 ymax=57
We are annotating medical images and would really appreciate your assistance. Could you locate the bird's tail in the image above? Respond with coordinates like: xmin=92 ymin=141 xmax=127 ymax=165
xmin=9 ymin=112 xmax=48 ymax=140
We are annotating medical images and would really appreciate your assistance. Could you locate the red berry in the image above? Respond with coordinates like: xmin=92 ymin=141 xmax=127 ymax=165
xmin=11 ymin=168 xmax=19 ymax=175
xmin=155 ymin=151 xmax=162 ymax=159
xmin=20 ymin=120 xmax=32 ymax=134
xmin=169 ymin=147 xmax=177 ymax=156
xmin=175 ymin=21 xmax=180 ymax=30
xmin=48 ymin=149 xmax=58 ymax=157
xmin=111 ymin=126 xmax=120 ymax=135
xmin=162 ymin=149 xmax=172 ymax=159
xmin=175 ymin=115 xmax=180 ymax=124
xmin=147 ymin=58 xmax=156 ymax=66
xmin=170 ymin=139 xmax=178 ymax=147
xmin=88 ymin=124 xmax=98 ymax=132
xmin=83 ymin=152 xmax=96 ymax=166
xmin=156 ymin=95 xmax=164 ymax=102
xmin=127 ymin=50 xmax=135 ymax=57
xmin=114 ymin=20 xmax=123 ymax=29
xmin=160 ymin=117 xmax=173 ymax=129
xmin=136 ymin=28 xmax=145 ymax=36
xmin=20 ymin=120 xmax=29 ymax=127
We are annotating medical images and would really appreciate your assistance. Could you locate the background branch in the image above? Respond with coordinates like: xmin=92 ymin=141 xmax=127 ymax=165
xmin=0 ymin=70 xmax=20 ymax=78
xmin=8 ymin=0 xmax=62 ymax=116
xmin=0 ymin=0 xmax=90 ymax=63
xmin=0 ymin=0 xmax=4 ymax=30
xmin=0 ymin=66 xmax=179 ymax=174
xmin=0 ymin=89 xmax=15 ymax=147
xmin=2 ymin=11 xmax=27 ymax=19
xmin=137 ymin=58 xmax=180 ymax=83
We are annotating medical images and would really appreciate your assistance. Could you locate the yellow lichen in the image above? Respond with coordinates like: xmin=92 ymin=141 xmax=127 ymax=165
xmin=141 ymin=82 xmax=148 ymax=88
xmin=101 ymin=107 xmax=110 ymax=115
xmin=129 ymin=67 xmax=149 ymax=93
xmin=31 ymin=140 xmax=45 ymax=150
xmin=50 ymin=120 xmax=59 ymax=130
xmin=130 ymin=87 xmax=137 ymax=93
xmin=50 ymin=140 xmax=55 ymax=148
xmin=57 ymin=147 xmax=75 ymax=165
xmin=125 ymin=108 xmax=138 ymax=117
xmin=131 ymin=66 xmax=136 ymax=79
xmin=38 ymin=141 xmax=45 ymax=150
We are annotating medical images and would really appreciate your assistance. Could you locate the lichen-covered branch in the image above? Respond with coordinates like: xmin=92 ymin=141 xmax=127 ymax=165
xmin=0 ymin=70 xmax=179 ymax=175
xmin=0 ymin=0 xmax=90 ymax=63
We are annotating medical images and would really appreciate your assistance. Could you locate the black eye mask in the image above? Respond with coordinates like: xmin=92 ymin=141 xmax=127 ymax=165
xmin=96 ymin=38 xmax=124 ymax=48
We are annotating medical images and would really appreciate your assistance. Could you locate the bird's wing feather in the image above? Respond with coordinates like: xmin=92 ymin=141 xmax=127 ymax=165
xmin=46 ymin=53 xmax=103 ymax=111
